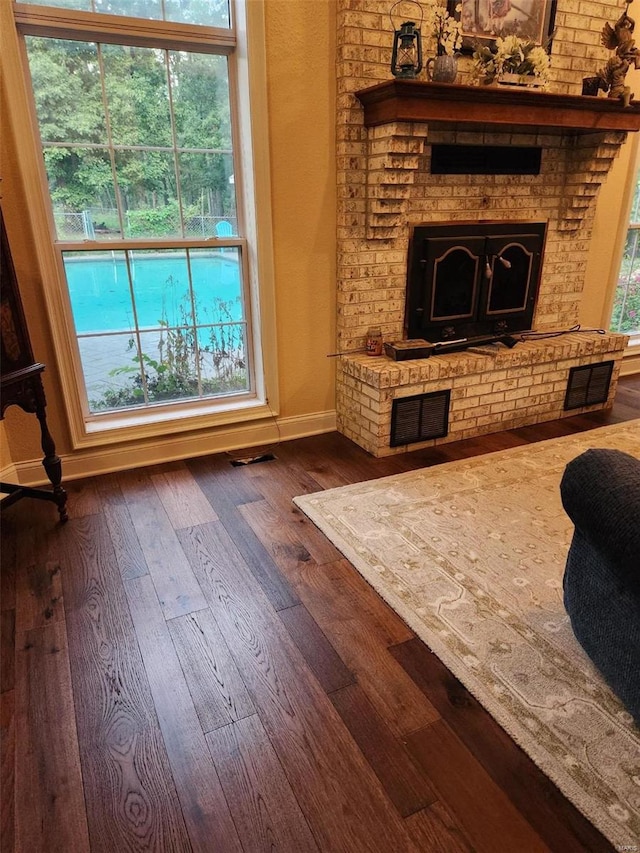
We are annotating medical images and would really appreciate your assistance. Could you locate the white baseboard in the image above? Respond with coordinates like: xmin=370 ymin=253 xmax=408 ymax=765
xmin=0 ymin=462 xmax=18 ymax=483
xmin=620 ymin=347 xmax=640 ymax=376
xmin=11 ymin=409 xmax=337 ymax=486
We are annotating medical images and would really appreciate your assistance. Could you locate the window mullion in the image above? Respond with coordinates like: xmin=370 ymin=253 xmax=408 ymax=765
xmin=184 ymin=250 xmax=205 ymax=396
xmin=225 ymin=51 xmax=244 ymax=237
xmin=123 ymin=250 xmax=151 ymax=404
xmin=165 ymin=48 xmax=186 ymax=240
xmin=96 ymin=42 xmax=126 ymax=241
xmin=54 ymin=237 xmax=247 ymax=252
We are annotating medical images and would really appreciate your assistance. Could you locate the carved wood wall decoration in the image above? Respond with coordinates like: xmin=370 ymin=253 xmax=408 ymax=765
xmin=0 ymin=208 xmax=68 ymax=522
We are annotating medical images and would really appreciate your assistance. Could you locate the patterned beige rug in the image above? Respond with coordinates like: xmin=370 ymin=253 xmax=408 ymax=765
xmin=294 ymin=421 xmax=640 ymax=848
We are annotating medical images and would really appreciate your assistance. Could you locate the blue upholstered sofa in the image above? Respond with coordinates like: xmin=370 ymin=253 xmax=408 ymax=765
xmin=560 ymin=447 xmax=640 ymax=725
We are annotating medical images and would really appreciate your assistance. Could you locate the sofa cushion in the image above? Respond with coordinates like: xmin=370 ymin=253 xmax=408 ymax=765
xmin=560 ymin=448 xmax=640 ymax=590
xmin=561 ymin=446 xmax=640 ymax=724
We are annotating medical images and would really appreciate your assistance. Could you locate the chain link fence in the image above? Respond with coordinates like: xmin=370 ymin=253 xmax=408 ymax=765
xmin=54 ymin=210 xmax=96 ymax=240
xmin=54 ymin=209 xmax=237 ymax=240
xmin=185 ymin=215 xmax=237 ymax=238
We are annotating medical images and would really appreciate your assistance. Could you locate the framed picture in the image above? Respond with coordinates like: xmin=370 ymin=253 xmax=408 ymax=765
xmin=448 ymin=0 xmax=556 ymax=51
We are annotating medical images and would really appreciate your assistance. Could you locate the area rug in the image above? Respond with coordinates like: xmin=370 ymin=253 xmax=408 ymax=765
xmin=293 ymin=421 xmax=640 ymax=848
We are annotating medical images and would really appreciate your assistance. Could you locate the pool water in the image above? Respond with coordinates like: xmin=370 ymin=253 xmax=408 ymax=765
xmin=65 ymin=251 xmax=243 ymax=334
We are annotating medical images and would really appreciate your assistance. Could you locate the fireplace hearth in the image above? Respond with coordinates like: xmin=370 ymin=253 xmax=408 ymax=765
xmin=406 ymin=221 xmax=546 ymax=343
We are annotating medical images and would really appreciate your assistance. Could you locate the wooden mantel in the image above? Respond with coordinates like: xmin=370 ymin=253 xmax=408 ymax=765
xmin=354 ymin=80 xmax=640 ymax=134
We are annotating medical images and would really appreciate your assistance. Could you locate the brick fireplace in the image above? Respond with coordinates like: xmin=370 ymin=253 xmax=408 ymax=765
xmin=335 ymin=0 xmax=639 ymax=456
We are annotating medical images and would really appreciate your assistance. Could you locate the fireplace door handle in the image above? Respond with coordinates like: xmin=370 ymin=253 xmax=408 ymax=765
xmin=486 ymin=255 xmax=512 ymax=277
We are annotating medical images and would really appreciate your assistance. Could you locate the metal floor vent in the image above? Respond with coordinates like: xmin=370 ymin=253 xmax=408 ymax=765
xmin=564 ymin=361 xmax=614 ymax=410
xmin=390 ymin=390 xmax=451 ymax=447
xmin=230 ymin=452 xmax=276 ymax=467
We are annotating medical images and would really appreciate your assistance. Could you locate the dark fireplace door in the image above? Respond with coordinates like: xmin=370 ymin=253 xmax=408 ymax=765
xmin=406 ymin=223 xmax=546 ymax=342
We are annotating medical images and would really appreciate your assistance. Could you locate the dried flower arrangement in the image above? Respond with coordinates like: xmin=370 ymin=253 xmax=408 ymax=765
xmin=428 ymin=3 xmax=464 ymax=56
xmin=471 ymin=34 xmax=551 ymax=86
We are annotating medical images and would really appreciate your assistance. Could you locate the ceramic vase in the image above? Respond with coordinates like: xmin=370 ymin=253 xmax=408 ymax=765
xmin=426 ymin=54 xmax=458 ymax=84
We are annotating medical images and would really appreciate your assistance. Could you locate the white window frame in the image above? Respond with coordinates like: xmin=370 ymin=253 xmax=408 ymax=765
xmin=3 ymin=0 xmax=278 ymax=450
xmin=605 ymin=134 xmax=640 ymax=354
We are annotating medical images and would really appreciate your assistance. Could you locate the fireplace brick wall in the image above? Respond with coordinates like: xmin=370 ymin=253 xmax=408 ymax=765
xmin=338 ymin=333 xmax=626 ymax=454
xmin=335 ymin=0 xmax=630 ymax=455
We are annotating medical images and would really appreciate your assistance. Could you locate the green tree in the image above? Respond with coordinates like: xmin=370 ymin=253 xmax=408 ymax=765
xmin=26 ymin=35 xmax=235 ymax=227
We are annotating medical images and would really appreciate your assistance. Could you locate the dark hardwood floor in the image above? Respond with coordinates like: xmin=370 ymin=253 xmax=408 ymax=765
xmin=2 ymin=375 xmax=639 ymax=852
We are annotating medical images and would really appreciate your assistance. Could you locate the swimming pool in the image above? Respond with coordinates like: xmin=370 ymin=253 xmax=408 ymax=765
xmin=64 ymin=250 xmax=243 ymax=334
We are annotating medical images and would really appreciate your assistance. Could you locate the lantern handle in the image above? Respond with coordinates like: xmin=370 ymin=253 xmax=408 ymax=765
xmin=389 ymin=0 xmax=424 ymax=30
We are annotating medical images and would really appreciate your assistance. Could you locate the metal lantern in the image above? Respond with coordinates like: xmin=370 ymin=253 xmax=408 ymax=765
xmin=389 ymin=1 xmax=423 ymax=79
xmin=391 ymin=20 xmax=423 ymax=78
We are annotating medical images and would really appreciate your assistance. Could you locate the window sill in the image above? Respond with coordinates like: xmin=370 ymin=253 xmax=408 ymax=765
xmin=75 ymin=392 xmax=275 ymax=449
xmin=621 ymin=334 xmax=640 ymax=376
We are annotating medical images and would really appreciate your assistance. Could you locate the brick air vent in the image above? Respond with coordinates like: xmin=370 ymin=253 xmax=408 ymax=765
xmin=431 ymin=144 xmax=542 ymax=175
xmin=564 ymin=361 xmax=614 ymax=410
xmin=390 ymin=390 xmax=451 ymax=447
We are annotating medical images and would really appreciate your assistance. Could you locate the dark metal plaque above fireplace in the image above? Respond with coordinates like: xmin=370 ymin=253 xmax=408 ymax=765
xmin=406 ymin=221 xmax=546 ymax=343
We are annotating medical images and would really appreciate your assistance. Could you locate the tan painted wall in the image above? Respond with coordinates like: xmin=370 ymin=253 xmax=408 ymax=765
xmin=265 ymin=0 xmax=337 ymax=417
xmin=582 ymin=69 xmax=640 ymax=330
xmin=0 ymin=0 xmax=337 ymax=468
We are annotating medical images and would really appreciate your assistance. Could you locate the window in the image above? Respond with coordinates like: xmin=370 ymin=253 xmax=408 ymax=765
xmin=610 ymin=165 xmax=640 ymax=338
xmin=18 ymin=0 xmax=231 ymax=26
xmin=10 ymin=0 xmax=273 ymax=443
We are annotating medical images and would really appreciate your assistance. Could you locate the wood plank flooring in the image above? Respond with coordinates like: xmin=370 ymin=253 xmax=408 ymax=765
xmin=2 ymin=375 xmax=639 ymax=852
